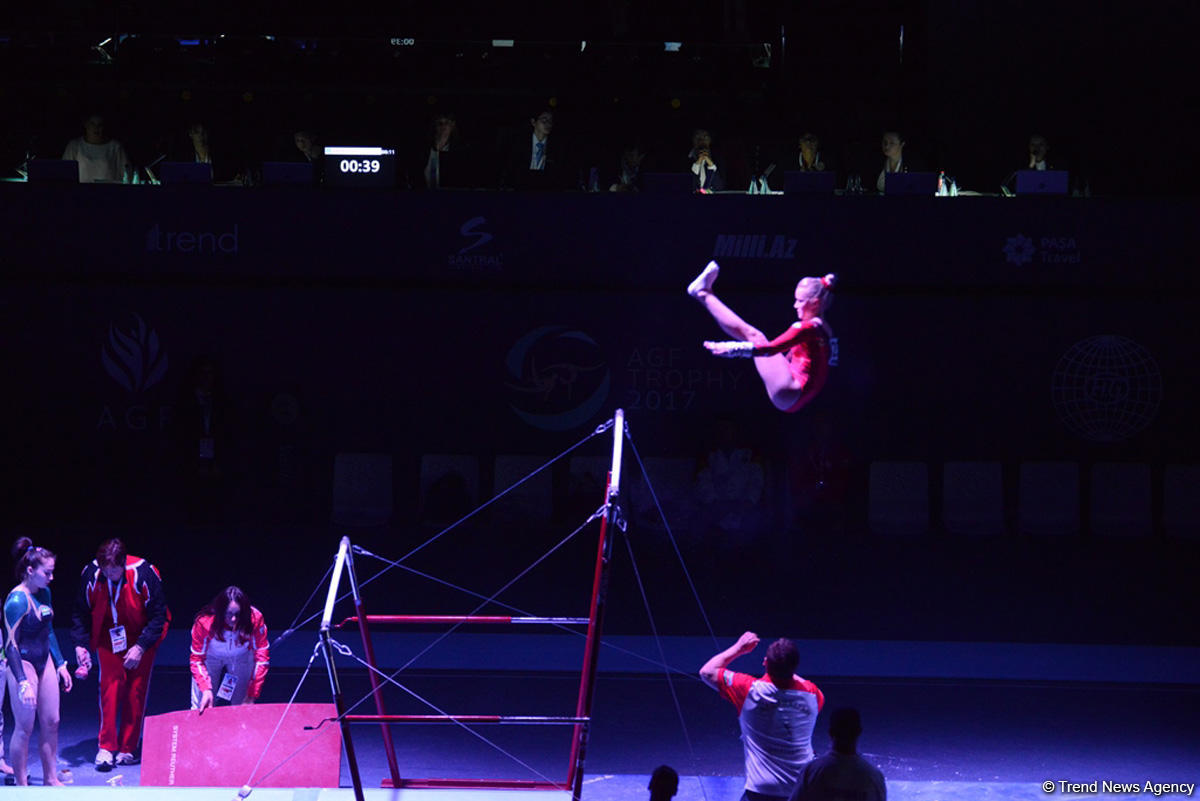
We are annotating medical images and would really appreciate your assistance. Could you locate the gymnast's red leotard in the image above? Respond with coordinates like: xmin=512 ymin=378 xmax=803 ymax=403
xmin=752 ymin=319 xmax=831 ymax=413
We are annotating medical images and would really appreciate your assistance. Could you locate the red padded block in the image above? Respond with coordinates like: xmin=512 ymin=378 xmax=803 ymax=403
xmin=141 ymin=703 xmax=341 ymax=787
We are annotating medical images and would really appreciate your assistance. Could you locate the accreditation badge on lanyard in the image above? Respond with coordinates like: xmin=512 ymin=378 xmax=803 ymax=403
xmin=217 ymin=671 xmax=238 ymax=701
xmin=107 ymin=578 xmax=127 ymax=653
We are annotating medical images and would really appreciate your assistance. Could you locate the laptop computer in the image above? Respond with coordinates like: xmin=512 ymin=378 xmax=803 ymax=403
xmin=1015 ymin=169 xmax=1069 ymax=195
xmin=783 ymin=171 xmax=836 ymax=194
xmin=27 ymin=159 xmax=80 ymax=183
xmin=884 ymin=171 xmax=938 ymax=196
xmin=261 ymin=161 xmax=315 ymax=185
xmin=158 ymin=162 xmax=213 ymax=184
xmin=640 ymin=172 xmax=693 ymax=194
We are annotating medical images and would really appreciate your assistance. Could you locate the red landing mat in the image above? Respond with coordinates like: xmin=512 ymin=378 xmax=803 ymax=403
xmin=141 ymin=703 xmax=341 ymax=787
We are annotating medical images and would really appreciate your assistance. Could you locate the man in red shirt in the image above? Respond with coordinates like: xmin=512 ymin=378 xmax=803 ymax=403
xmin=701 ymin=632 xmax=825 ymax=801
xmin=70 ymin=539 xmax=169 ymax=771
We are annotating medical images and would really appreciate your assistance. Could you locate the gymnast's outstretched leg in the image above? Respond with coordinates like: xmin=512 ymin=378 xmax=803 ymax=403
xmin=687 ymin=261 xmax=768 ymax=344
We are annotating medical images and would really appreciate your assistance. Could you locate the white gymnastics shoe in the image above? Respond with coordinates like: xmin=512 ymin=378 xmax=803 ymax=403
xmin=687 ymin=261 xmax=720 ymax=298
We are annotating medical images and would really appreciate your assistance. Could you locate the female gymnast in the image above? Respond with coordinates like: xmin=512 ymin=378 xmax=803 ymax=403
xmin=688 ymin=261 xmax=835 ymax=412
xmin=4 ymin=538 xmax=72 ymax=786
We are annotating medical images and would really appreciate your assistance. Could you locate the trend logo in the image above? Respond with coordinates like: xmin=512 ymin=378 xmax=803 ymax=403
xmin=505 ymin=326 xmax=610 ymax=431
xmin=101 ymin=315 xmax=169 ymax=393
xmin=1003 ymin=234 xmax=1035 ymax=266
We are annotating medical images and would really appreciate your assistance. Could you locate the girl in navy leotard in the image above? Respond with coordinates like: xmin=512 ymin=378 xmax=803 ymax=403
xmin=4 ymin=537 xmax=73 ymax=786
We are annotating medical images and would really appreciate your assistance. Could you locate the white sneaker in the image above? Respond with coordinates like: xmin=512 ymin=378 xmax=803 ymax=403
xmin=687 ymin=261 xmax=720 ymax=298
xmin=115 ymin=752 xmax=138 ymax=766
xmin=95 ymin=748 xmax=114 ymax=772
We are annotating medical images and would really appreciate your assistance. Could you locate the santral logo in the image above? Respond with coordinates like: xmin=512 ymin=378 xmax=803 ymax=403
xmin=449 ymin=216 xmax=503 ymax=269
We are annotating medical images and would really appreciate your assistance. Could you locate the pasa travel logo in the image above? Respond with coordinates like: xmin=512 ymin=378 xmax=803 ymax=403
xmin=1003 ymin=234 xmax=1035 ymax=266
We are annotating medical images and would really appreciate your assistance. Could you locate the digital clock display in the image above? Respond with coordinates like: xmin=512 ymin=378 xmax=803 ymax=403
xmin=323 ymin=146 xmax=396 ymax=188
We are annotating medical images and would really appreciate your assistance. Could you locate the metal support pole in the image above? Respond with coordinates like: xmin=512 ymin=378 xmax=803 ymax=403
xmin=566 ymin=408 xmax=624 ymax=800
xmin=346 ymin=547 xmax=403 ymax=788
xmin=320 ymin=628 xmax=365 ymax=801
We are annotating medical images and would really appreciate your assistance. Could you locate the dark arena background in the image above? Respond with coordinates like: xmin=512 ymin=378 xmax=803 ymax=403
xmin=2 ymin=2 xmax=1198 ymax=800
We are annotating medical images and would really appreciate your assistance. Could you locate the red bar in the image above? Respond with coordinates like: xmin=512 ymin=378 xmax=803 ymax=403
xmin=348 ymin=714 xmax=502 ymax=723
xmin=337 ymin=614 xmax=513 ymax=627
xmin=344 ymin=714 xmax=587 ymax=724
xmin=383 ymin=778 xmax=569 ymax=790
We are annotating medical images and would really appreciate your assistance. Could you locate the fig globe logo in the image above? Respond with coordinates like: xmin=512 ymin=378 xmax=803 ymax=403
xmin=505 ymin=326 xmax=610 ymax=431
xmin=101 ymin=314 xmax=168 ymax=393
xmin=1051 ymin=335 xmax=1162 ymax=442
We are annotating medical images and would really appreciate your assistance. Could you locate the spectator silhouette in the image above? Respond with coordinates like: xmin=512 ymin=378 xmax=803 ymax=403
xmin=171 ymin=355 xmax=236 ymax=521
xmin=649 ymin=764 xmax=679 ymax=801
xmin=788 ymin=708 xmax=887 ymax=801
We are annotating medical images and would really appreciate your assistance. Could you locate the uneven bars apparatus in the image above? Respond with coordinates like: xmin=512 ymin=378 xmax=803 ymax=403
xmin=319 ymin=409 xmax=626 ymax=799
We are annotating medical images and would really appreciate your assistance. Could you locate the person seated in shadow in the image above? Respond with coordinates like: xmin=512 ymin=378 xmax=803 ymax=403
xmin=421 ymin=112 xmax=473 ymax=189
xmin=649 ymin=764 xmax=679 ymax=801
xmin=789 ymin=708 xmax=887 ymax=801
xmin=1005 ymin=133 xmax=1071 ymax=194
xmin=293 ymin=128 xmax=321 ymax=164
xmin=609 ymin=143 xmax=646 ymax=192
xmin=171 ymin=355 xmax=237 ymax=522
xmin=499 ymin=108 xmax=571 ymax=190
xmin=874 ymin=130 xmax=925 ymax=193
xmin=1026 ymin=133 xmax=1053 ymax=171
xmin=796 ymin=132 xmax=835 ymax=174
xmin=62 ymin=112 xmax=131 ymax=183
xmin=688 ymin=128 xmax=725 ymax=191
xmin=176 ymin=122 xmax=243 ymax=183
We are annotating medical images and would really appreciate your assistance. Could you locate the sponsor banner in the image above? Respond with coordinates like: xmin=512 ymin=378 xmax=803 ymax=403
xmin=5 ymin=185 xmax=1199 ymax=288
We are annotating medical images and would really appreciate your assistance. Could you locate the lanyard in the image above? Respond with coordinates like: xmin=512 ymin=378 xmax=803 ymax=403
xmin=107 ymin=576 xmax=123 ymax=626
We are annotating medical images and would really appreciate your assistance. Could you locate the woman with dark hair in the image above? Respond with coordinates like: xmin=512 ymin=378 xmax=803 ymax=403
xmin=189 ymin=586 xmax=269 ymax=711
xmin=688 ymin=261 xmax=836 ymax=413
xmin=4 ymin=537 xmax=72 ymax=786
xmin=422 ymin=113 xmax=466 ymax=189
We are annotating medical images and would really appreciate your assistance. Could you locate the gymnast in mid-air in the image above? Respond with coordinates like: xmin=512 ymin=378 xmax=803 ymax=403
xmin=688 ymin=261 xmax=835 ymax=412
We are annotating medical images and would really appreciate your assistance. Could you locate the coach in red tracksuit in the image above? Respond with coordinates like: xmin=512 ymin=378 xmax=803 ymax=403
xmin=70 ymin=538 xmax=169 ymax=771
